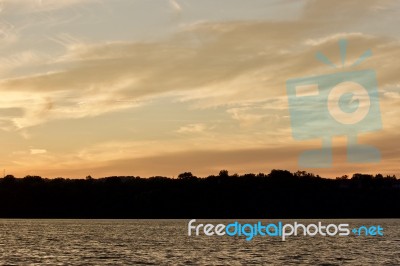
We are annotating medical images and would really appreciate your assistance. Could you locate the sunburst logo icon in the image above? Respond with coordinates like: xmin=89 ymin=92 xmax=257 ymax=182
xmin=286 ymin=39 xmax=382 ymax=168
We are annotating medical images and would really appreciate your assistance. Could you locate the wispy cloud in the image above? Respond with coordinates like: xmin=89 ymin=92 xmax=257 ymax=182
xmin=169 ymin=0 xmax=182 ymax=12
xmin=2 ymin=24 xmax=399 ymax=130
xmin=30 ymin=148 xmax=47 ymax=155
xmin=176 ymin=123 xmax=207 ymax=133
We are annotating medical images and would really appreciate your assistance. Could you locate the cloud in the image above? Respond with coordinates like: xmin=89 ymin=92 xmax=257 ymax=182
xmin=176 ymin=123 xmax=207 ymax=133
xmin=169 ymin=0 xmax=182 ymax=12
xmin=0 ymin=1 xmax=398 ymax=135
xmin=30 ymin=148 xmax=47 ymax=155
xmin=0 ymin=51 xmax=49 ymax=75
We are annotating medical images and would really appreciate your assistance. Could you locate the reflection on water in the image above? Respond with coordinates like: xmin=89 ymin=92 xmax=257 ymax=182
xmin=0 ymin=219 xmax=398 ymax=265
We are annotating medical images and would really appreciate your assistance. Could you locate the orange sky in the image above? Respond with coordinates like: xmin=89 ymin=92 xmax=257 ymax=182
xmin=0 ymin=0 xmax=399 ymax=178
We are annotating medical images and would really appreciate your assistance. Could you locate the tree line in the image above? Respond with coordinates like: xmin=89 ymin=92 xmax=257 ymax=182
xmin=0 ymin=169 xmax=398 ymax=218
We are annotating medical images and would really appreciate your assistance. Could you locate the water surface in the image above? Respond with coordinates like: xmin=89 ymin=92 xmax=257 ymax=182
xmin=0 ymin=219 xmax=398 ymax=265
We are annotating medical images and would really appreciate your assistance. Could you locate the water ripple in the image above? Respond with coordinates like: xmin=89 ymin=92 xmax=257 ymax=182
xmin=0 ymin=219 xmax=398 ymax=265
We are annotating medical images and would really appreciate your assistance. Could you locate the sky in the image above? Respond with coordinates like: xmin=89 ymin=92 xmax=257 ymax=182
xmin=0 ymin=0 xmax=399 ymax=178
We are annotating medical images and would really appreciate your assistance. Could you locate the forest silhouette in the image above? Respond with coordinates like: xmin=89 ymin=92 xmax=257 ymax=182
xmin=0 ymin=170 xmax=398 ymax=218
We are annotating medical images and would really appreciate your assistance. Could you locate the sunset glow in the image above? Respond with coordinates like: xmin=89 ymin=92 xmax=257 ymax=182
xmin=0 ymin=0 xmax=399 ymax=178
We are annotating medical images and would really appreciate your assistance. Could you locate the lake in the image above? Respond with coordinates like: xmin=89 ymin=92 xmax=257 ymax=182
xmin=0 ymin=219 xmax=398 ymax=265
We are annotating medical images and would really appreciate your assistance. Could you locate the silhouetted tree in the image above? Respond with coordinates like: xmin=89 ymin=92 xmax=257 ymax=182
xmin=219 ymin=170 xmax=229 ymax=177
xmin=3 ymin=174 xmax=15 ymax=180
xmin=269 ymin=169 xmax=293 ymax=180
xmin=352 ymin=173 xmax=373 ymax=180
xmin=178 ymin=172 xmax=197 ymax=180
xmin=23 ymin=175 xmax=43 ymax=183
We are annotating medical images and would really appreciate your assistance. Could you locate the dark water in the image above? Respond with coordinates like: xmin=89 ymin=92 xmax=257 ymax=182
xmin=0 ymin=219 xmax=398 ymax=265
